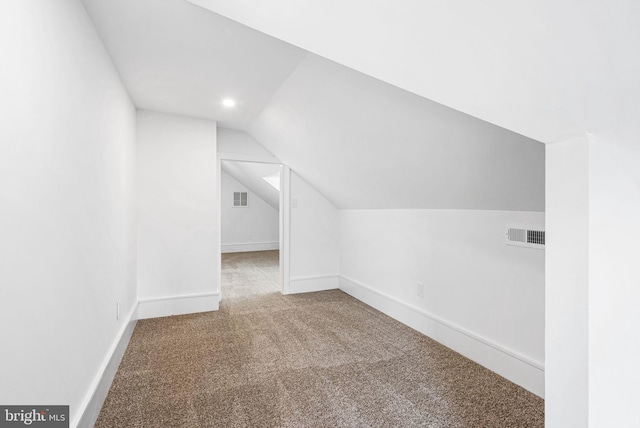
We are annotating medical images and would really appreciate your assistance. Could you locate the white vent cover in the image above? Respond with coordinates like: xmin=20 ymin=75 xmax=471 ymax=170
xmin=506 ymin=227 xmax=545 ymax=250
xmin=233 ymin=191 xmax=248 ymax=207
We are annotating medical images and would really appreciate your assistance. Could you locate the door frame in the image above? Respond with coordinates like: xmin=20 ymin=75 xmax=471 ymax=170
xmin=216 ymin=153 xmax=291 ymax=299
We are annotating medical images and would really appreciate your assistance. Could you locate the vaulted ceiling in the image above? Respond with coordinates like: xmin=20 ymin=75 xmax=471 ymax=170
xmin=82 ymin=0 xmax=553 ymax=211
xmin=248 ymin=54 xmax=543 ymax=210
xmin=188 ymin=0 xmax=640 ymax=146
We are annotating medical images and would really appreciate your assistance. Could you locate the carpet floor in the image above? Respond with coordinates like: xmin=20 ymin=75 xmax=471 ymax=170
xmin=96 ymin=251 xmax=544 ymax=427
xmin=220 ymin=250 xmax=281 ymax=299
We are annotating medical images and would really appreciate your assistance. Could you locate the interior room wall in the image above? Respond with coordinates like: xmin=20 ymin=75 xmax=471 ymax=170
xmin=221 ymin=171 xmax=279 ymax=253
xmin=545 ymin=136 xmax=589 ymax=427
xmin=0 ymin=1 xmax=136 ymax=426
xmin=338 ymin=209 xmax=545 ymax=397
xmin=546 ymin=135 xmax=640 ymax=427
xmin=288 ymin=172 xmax=339 ymax=293
xmin=587 ymin=137 xmax=640 ymax=427
xmin=136 ymin=110 xmax=218 ymax=319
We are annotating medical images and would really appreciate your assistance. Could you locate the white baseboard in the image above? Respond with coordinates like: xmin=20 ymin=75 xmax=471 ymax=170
xmin=221 ymin=241 xmax=279 ymax=253
xmin=288 ymin=275 xmax=338 ymax=294
xmin=137 ymin=292 xmax=220 ymax=320
xmin=338 ymin=275 xmax=545 ymax=397
xmin=74 ymin=304 xmax=137 ymax=428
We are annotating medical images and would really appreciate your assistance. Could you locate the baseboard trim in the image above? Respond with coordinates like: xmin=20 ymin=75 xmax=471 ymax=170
xmin=74 ymin=304 xmax=137 ymax=428
xmin=288 ymin=275 xmax=338 ymax=294
xmin=338 ymin=275 xmax=545 ymax=397
xmin=137 ymin=292 xmax=220 ymax=319
xmin=221 ymin=242 xmax=279 ymax=253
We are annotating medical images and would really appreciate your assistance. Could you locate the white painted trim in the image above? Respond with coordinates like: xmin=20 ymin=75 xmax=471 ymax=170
xmin=221 ymin=241 xmax=279 ymax=253
xmin=137 ymin=292 xmax=220 ymax=319
xmin=74 ymin=304 xmax=137 ymax=428
xmin=281 ymin=166 xmax=291 ymax=294
xmin=278 ymin=166 xmax=284 ymax=293
xmin=288 ymin=274 xmax=338 ymax=294
xmin=217 ymin=156 xmax=288 ymax=297
xmin=338 ymin=275 xmax=545 ymax=397
xmin=216 ymin=156 xmax=222 ymax=301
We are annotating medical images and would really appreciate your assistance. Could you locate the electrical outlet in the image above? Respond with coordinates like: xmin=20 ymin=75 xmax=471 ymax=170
xmin=291 ymin=198 xmax=298 ymax=208
xmin=116 ymin=301 xmax=120 ymax=320
xmin=417 ymin=282 xmax=424 ymax=298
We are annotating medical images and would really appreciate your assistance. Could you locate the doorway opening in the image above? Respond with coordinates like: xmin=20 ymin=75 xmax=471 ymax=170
xmin=219 ymin=160 xmax=284 ymax=299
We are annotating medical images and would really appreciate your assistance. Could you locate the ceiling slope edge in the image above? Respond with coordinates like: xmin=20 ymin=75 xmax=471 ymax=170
xmin=186 ymin=0 xmax=639 ymax=146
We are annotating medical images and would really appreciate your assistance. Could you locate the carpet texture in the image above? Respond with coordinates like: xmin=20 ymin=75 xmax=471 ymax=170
xmin=96 ymin=251 xmax=544 ymax=427
xmin=220 ymin=250 xmax=281 ymax=299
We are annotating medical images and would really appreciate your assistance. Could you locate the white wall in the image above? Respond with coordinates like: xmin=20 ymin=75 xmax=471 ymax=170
xmin=588 ymin=138 xmax=640 ymax=427
xmin=288 ymin=172 xmax=339 ymax=293
xmin=339 ymin=209 xmax=545 ymax=396
xmin=545 ymin=137 xmax=589 ymax=427
xmin=0 ymin=1 xmax=136 ymax=426
xmin=546 ymin=136 xmax=640 ymax=427
xmin=221 ymin=171 xmax=279 ymax=253
xmin=137 ymin=111 xmax=219 ymax=318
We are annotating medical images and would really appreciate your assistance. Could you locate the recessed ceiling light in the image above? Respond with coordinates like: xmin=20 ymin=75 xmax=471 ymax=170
xmin=222 ymin=98 xmax=236 ymax=108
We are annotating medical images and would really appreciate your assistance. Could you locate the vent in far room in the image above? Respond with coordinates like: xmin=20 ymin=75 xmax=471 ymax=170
xmin=506 ymin=227 xmax=545 ymax=250
xmin=233 ymin=191 xmax=248 ymax=207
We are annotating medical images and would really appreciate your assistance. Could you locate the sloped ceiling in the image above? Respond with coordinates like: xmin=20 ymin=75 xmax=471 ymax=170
xmin=217 ymin=128 xmax=280 ymax=163
xmin=81 ymin=0 xmax=305 ymax=129
xmin=249 ymin=54 xmax=544 ymax=210
xmin=83 ymin=0 xmax=548 ymax=211
xmin=221 ymin=161 xmax=281 ymax=210
xmin=189 ymin=0 xmax=640 ymax=145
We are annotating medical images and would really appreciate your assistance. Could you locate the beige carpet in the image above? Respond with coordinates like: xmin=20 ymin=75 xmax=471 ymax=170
xmin=96 ymin=251 xmax=543 ymax=427
xmin=221 ymin=250 xmax=281 ymax=298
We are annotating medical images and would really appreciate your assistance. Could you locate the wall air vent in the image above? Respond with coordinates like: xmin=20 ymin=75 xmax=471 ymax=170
xmin=233 ymin=191 xmax=248 ymax=207
xmin=506 ymin=227 xmax=545 ymax=250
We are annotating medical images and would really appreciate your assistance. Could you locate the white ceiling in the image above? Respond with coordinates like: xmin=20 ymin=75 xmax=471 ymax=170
xmin=83 ymin=0 xmax=547 ymax=211
xmin=221 ymin=161 xmax=281 ymax=209
xmin=81 ymin=0 xmax=306 ymax=129
xmin=188 ymin=0 xmax=640 ymax=145
xmin=249 ymin=54 xmax=544 ymax=210
xmin=217 ymin=128 xmax=280 ymax=163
